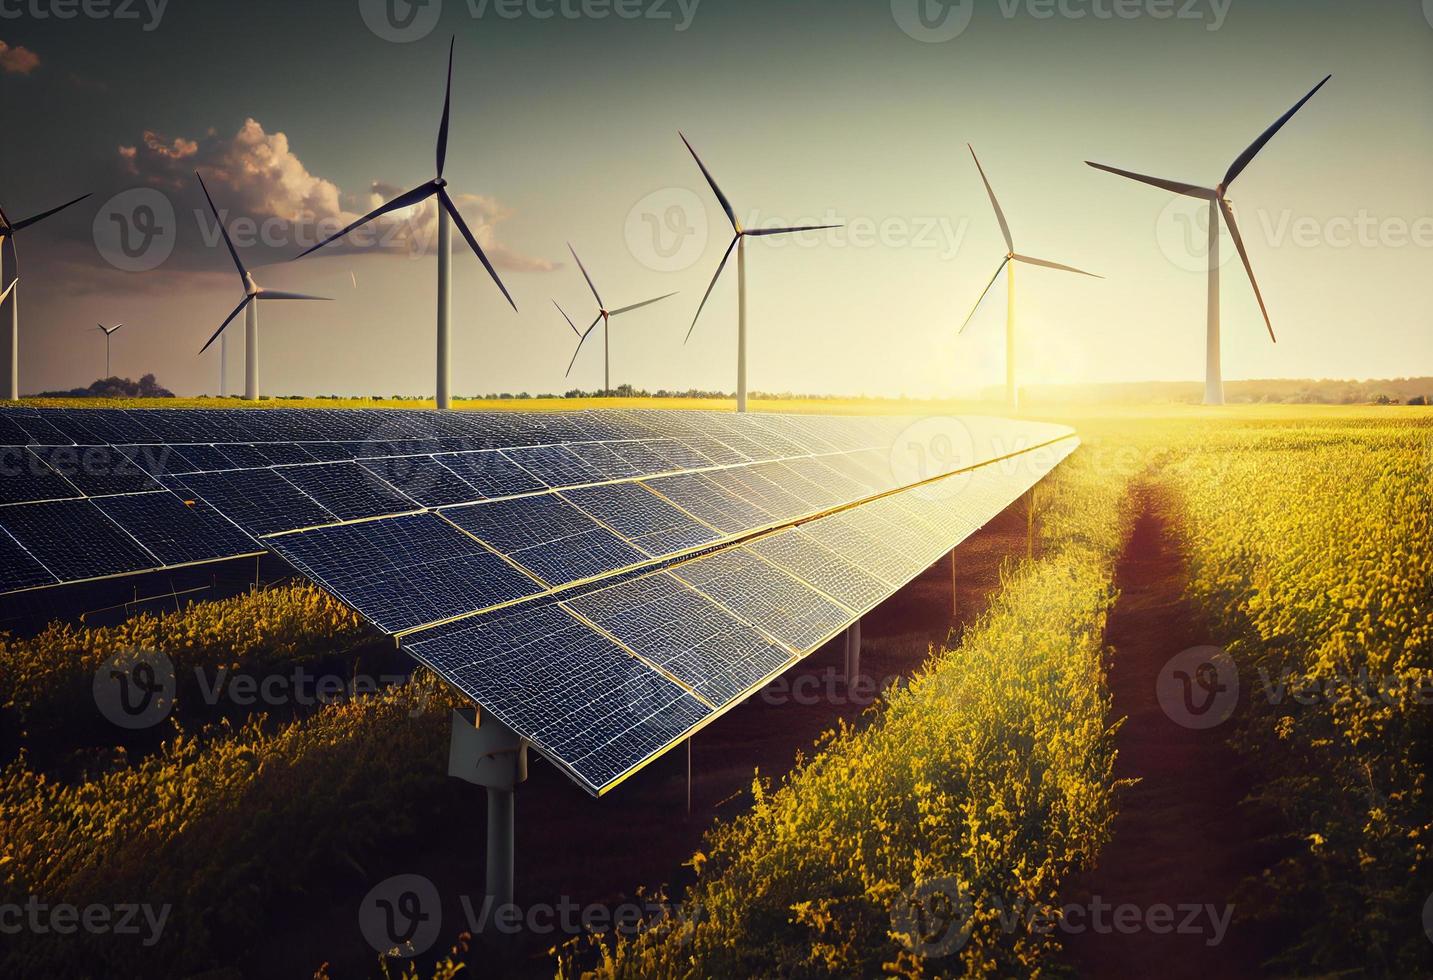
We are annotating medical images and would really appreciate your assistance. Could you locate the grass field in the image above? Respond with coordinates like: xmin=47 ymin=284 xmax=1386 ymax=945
xmin=1 ymin=399 xmax=1428 ymax=978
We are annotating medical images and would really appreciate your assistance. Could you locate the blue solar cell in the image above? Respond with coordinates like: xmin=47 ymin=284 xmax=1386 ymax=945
xmin=565 ymin=572 xmax=792 ymax=706
xmin=179 ymin=468 xmax=335 ymax=536
xmin=0 ymin=447 xmax=80 ymax=504
xmin=441 ymin=495 xmax=646 ymax=586
xmin=561 ymin=482 xmax=719 ymax=558
xmin=500 ymin=445 xmax=604 ymax=488
xmin=434 ymin=450 xmax=545 ymax=499
xmin=267 ymin=513 xmax=543 ymax=634
xmin=564 ymin=442 xmax=642 ymax=480
xmin=746 ymin=527 xmax=892 ymax=614
xmin=0 ymin=499 xmax=156 ymax=582
xmin=704 ymin=465 xmax=812 ymax=523
xmin=0 ymin=526 xmax=57 ymax=592
xmin=358 ymin=455 xmax=483 ymax=509
xmin=0 ymin=414 xmax=35 ymax=445
xmin=167 ymin=444 xmax=239 ymax=473
xmin=642 ymin=472 xmax=773 ymax=535
xmin=276 ymin=462 xmax=418 ymax=522
xmin=95 ymin=492 xmax=260 ymax=567
xmin=11 ymin=414 xmax=73 ymax=446
xmin=671 ymin=548 xmax=850 ymax=652
xmin=403 ymin=602 xmax=711 ymax=793
xmin=28 ymin=445 xmax=163 ymax=496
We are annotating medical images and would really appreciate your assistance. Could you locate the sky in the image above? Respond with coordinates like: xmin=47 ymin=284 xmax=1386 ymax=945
xmin=0 ymin=0 xmax=1430 ymax=398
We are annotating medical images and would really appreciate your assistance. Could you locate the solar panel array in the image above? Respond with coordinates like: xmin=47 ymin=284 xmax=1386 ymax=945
xmin=0 ymin=406 xmax=1077 ymax=794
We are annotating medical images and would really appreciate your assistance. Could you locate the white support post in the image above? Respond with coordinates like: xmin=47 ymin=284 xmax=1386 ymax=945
xmin=449 ymin=708 xmax=527 ymax=921
xmin=437 ymin=205 xmax=452 ymax=411
xmin=843 ymin=620 xmax=862 ymax=689
xmin=736 ymin=236 xmax=748 ymax=414
xmin=1006 ymin=258 xmax=1017 ymax=412
xmin=244 ymin=302 xmax=259 ymax=401
xmin=3 ymin=243 xmax=17 ymax=401
xmin=603 ymin=315 xmax=611 ymax=395
xmin=1204 ymin=197 xmax=1223 ymax=406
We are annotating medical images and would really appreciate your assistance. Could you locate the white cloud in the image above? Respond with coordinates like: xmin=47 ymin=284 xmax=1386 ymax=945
xmin=0 ymin=40 xmax=40 ymax=75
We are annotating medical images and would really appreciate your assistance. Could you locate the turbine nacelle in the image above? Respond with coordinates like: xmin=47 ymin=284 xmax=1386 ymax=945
xmin=560 ymin=243 xmax=678 ymax=379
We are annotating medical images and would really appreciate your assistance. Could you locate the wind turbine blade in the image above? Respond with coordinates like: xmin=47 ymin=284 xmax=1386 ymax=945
xmin=567 ymin=243 xmax=603 ymax=307
xmin=565 ymin=316 xmax=603 ymax=377
xmin=0 ymin=279 xmax=15 ymax=308
xmin=297 ymin=182 xmax=436 ymax=258
xmin=437 ymin=36 xmax=455 ymax=178
xmin=1218 ymin=198 xmax=1276 ymax=342
xmin=1012 ymin=254 xmax=1103 ymax=278
xmin=743 ymin=224 xmax=842 ymax=237
xmin=1223 ymin=74 xmax=1332 ymax=189
xmin=1085 ymin=162 xmax=1217 ymax=200
xmin=609 ymin=292 xmax=679 ymax=317
xmin=679 ymin=132 xmax=740 ymax=233
xmin=553 ymin=300 xmax=582 ymax=337
xmin=256 ymin=290 xmax=333 ymax=301
xmin=439 ymin=189 xmax=518 ymax=312
xmin=198 ymin=297 xmax=253 ymax=355
xmin=685 ymin=234 xmax=740 ymax=343
xmin=12 ymin=192 xmax=92 ymax=232
xmin=968 ymin=145 xmax=1014 ymax=252
xmin=958 ymin=257 xmax=1010 ymax=335
xmin=195 ymin=171 xmax=249 ymax=282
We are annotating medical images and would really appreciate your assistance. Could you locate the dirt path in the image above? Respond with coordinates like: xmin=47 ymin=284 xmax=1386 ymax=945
xmin=1060 ymin=483 xmax=1273 ymax=978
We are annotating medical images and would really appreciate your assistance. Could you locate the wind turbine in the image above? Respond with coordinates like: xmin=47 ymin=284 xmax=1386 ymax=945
xmin=94 ymin=323 xmax=124 ymax=378
xmin=0 ymin=190 xmax=92 ymax=400
xmin=1086 ymin=74 xmax=1331 ymax=406
xmin=680 ymin=133 xmax=840 ymax=413
xmin=298 ymin=36 xmax=517 ymax=410
xmin=959 ymin=146 xmax=1101 ymax=412
xmin=195 ymin=171 xmax=330 ymax=399
xmin=557 ymin=244 xmax=676 ymax=392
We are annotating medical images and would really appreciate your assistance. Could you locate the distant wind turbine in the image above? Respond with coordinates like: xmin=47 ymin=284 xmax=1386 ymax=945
xmin=1086 ymin=74 xmax=1331 ymax=406
xmin=959 ymin=146 xmax=1101 ymax=412
xmin=298 ymin=36 xmax=517 ymax=410
xmin=94 ymin=323 xmax=124 ymax=377
xmin=680 ymin=133 xmax=840 ymax=413
xmin=557 ymin=244 xmax=676 ymax=392
xmin=0 ymin=190 xmax=92 ymax=400
xmin=195 ymin=171 xmax=330 ymax=399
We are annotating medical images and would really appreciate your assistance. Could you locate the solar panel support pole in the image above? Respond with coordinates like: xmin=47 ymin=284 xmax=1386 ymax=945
xmin=736 ymin=235 xmax=748 ymax=414
xmin=1203 ymin=197 xmax=1224 ymax=406
xmin=448 ymin=708 xmax=527 ymax=921
xmin=437 ymin=204 xmax=452 ymax=411
xmin=843 ymin=620 xmax=861 ymax=689
xmin=244 ymin=301 xmax=259 ymax=401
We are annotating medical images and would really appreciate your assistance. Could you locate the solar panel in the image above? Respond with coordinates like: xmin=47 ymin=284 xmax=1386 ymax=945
xmin=0 ymin=406 xmax=1078 ymax=795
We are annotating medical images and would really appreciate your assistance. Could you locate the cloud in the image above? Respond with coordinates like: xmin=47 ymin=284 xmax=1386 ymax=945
xmin=116 ymin=118 xmax=556 ymax=272
xmin=0 ymin=40 xmax=40 ymax=75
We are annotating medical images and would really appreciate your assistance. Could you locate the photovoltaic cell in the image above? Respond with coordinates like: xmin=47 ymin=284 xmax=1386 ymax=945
xmin=434 ymin=451 xmax=546 ymax=499
xmin=441 ymin=494 xmax=646 ymax=586
xmin=28 ymin=445 xmax=163 ymax=497
xmin=404 ymin=602 xmax=711 ymax=790
xmin=565 ymin=572 xmax=792 ymax=707
xmin=275 ymin=462 xmax=418 ymax=523
xmin=746 ymin=527 xmax=892 ymax=614
xmin=0 ymin=447 xmax=79 ymax=504
xmin=95 ymin=492 xmax=259 ymax=567
xmin=178 ymin=468 xmax=335 ymax=536
xmin=0 ymin=526 xmax=56 ymax=592
xmin=672 ymin=547 xmax=850 ymax=651
xmin=560 ymin=482 xmax=719 ymax=558
xmin=359 ymin=455 xmax=483 ymax=509
xmin=643 ymin=472 xmax=774 ymax=536
xmin=0 ymin=499 xmax=156 ymax=581
xmin=500 ymin=445 xmax=603 ymax=488
xmin=267 ymin=513 xmax=543 ymax=634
